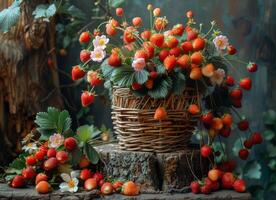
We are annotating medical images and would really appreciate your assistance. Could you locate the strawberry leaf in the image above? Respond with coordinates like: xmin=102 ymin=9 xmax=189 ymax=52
xmin=148 ymin=77 xmax=172 ymax=99
xmin=134 ymin=70 xmax=149 ymax=84
xmin=76 ymin=125 xmax=101 ymax=142
xmin=84 ymin=142 xmax=100 ymax=165
xmin=243 ymin=161 xmax=262 ymax=179
xmin=172 ymin=71 xmax=186 ymax=95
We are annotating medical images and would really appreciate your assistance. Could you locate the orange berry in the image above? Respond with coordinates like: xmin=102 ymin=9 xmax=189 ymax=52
xmin=154 ymin=107 xmax=167 ymax=120
xmin=221 ymin=113 xmax=233 ymax=127
xmin=79 ymin=156 xmax=90 ymax=168
xmin=145 ymin=79 xmax=154 ymax=89
xmin=140 ymin=30 xmax=152 ymax=40
xmin=36 ymin=181 xmax=51 ymax=194
xmin=164 ymin=55 xmax=176 ymax=71
xmin=212 ymin=118 xmax=223 ymax=130
xmin=132 ymin=17 xmax=142 ymax=26
xmin=202 ymin=63 xmax=215 ymax=77
xmin=36 ymin=173 xmax=48 ymax=185
xmin=122 ymin=181 xmax=140 ymax=196
xmin=190 ymin=67 xmax=202 ymax=80
xmin=188 ymin=104 xmax=200 ymax=115
xmin=153 ymin=8 xmax=161 ymax=16
xmin=116 ymin=8 xmax=124 ymax=16
xmin=177 ymin=54 xmax=190 ymax=69
xmin=191 ymin=52 xmax=203 ymax=65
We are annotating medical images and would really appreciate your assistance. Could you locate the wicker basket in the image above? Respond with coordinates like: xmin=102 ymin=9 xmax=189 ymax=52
xmin=111 ymin=87 xmax=200 ymax=153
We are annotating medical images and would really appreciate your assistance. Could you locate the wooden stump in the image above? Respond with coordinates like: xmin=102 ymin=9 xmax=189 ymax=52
xmin=96 ymin=144 xmax=209 ymax=192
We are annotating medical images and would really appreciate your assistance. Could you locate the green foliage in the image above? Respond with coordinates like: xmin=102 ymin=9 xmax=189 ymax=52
xmin=76 ymin=125 xmax=101 ymax=143
xmin=112 ymin=66 xmax=136 ymax=87
xmin=148 ymin=77 xmax=172 ymax=99
xmin=108 ymin=0 xmax=125 ymax=8
xmin=83 ymin=142 xmax=100 ymax=164
xmin=171 ymin=71 xmax=186 ymax=95
xmin=35 ymin=107 xmax=72 ymax=139
xmin=243 ymin=161 xmax=262 ymax=179
xmin=134 ymin=70 xmax=149 ymax=84
xmin=7 ymin=152 xmax=28 ymax=171
xmin=263 ymin=110 xmax=276 ymax=125
xmin=32 ymin=4 xmax=57 ymax=21
xmin=0 ymin=0 xmax=21 ymax=32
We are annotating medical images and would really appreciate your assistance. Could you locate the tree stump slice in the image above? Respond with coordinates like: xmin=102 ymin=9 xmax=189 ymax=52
xmin=96 ymin=144 xmax=209 ymax=192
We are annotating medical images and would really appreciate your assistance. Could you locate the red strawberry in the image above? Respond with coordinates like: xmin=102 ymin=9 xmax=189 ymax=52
xmin=233 ymin=179 xmax=246 ymax=193
xmin=227 ymin=45 xmax=237 ymax=55
xmin=212 ymin=181 xmax=220 ymax=191
xmin=124 ymin=26 xmax=136 ymax=43
xmin=80 ymin=50 xmax=91 ymax=63
xmin=80 ymin=169 xmax=93 ymax=181
xmin=177 ymin=55 xmax=190 ymax=69
xmin=22 ymin=166 xmax=36 ymax=179
xmin=134 ymin=49 xmax=148 ymax=60
xmin=132 ymin=83 xmax=142 ymax=90
xmin=171 ymin=24 xmax=185 ymax=36
xmin=43 ymin=157 xmax=58 ymax=171
xmin=181 ymin=41 xmax=193 ymax=53
xmin=92 ymin=172 xmax=104 ymax=182
xmin=81 ymin=91 xmax=94 ymax=107
xmin=188 ymin=104 xmax=200 ymax=115
xmin=11 ymin=175 xmax=25 ymax=188
xmin=36 ymin=173 xmax=48 ymax=185
xmin=64 ymin=137 xmax=77 ymax=151
xmin=229 ymin=88 xmax=243 ymax=100
xmin=201 ymin=145 xmax=212 ymax=158
xmin=106 ymin=24 xmax=117 ymax=36
xmin=141 ymin=30 xmax=152 ymax=40
xmin=84 ymin=178 xmax=98 ymax=190
xmin=247 ymin=63 xmax=258 ymax=73
xmin=35 ymin=150 xmax=46 ymax=161
xmin=232 ymin=99 xmax=242 ymax=108
xmin=226 ymin=76 xmax=235 ymax=86
xmin=190 ymin=181 xmax=200 ymax=194
xmin=150 ymin=71 xmax=158 ymax=79
xmin=56 ymin=151 xmax=68 ymax=164
xmin=239 ymin=77 xmax=252 ymax=90
xmin=239 ymin=149 xmax=249 ymax=160
xmin=108 ymin=53 xmax=121 ymax=67
xmin=169 ymin=47 xmax=182 ymax=57
xmin=88 ymin=71 xmax=102 ymax=86
xmin=191 ymin=52 xmax=203 ymax=65
xmin=143 ymin=42 xmax=155 ymax=58
xmin=101 ymin=182 xmax=113 ymax=195
xmin=201 ymin=112 xmax=214 ymax=124
xmin=219 ymin=126 xmax=231 ymax=137
xmin=155 ymin=17 xmax=168 ymax=30
xmin=166 ymin=36 xmax=179 ymax=48
xmin=116 ymin=7 xmax=124 ymax=16
xmin=221 ymin=172 xmax=236 ymax=189
xmin=208 ymin=169 xmax=222 ymax=182
xmin=237 ymin=120 xmax=249 ymax=131
xmin=200 ymin=185 xmax=211 ymax=194
xmin=93 ymin=29 xmax=101 ymax=36
xmin=187 ymin=29 xmax=198 ymax=41
xmin=164 ymin=55 xmax=177 ymax=71
xmin=244 ymin=139 xmax=253 ymax=149
xmin=252 ymin=132 xmax=263 ymax=144
xmin=26 ymin=155 xmax=36 ymax=166
xmin=79 ymin=32 xmax=91 ymax=43
xmin=193 ymin=37 xmax=205 ymax=51
xmin=159 ymin=50 xmax=170 ymax=62
xmin=154 ymin=107 xmax=167 ymax=120
xmin=113 ymin=181 xmax=124 ymax=193
xmin=47 ymin=148 xmax=56 ymax=158
xmin=132 ymin=17 xmax=142 ymax=26
xmin=186 ymin=10 xmax=193 ymax=18
xmin=150 ymin=33 xmax=164 ymax=48
xmin=222 ymin=113 xmax=233 ymax=127
xmin=72 ymin=66 xmax=86 ymax=81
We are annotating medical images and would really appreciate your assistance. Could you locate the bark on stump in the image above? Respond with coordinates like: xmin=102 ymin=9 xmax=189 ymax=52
xmin=96 ymin=144 xmax=209 ymax=192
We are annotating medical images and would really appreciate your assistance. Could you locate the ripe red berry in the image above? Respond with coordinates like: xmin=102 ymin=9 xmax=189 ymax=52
xmin=221 ymin=172 xmax=236 ymax=189
xmin=140 ymin=30 xmax=152 ymax=41
xmin=26 ymin=155 xmax=36 ymax=166
xmin=171 ymin=24 xmax=185 ymax=36
xmin=123 ymin=26 xmax=136 ymax=43
xmin=56 ymin=151 xmax=69 ymax=164
xmin=84 ymin=178 xmax=98 ymax=190
xmin=108 ymin=53 xmax=121 ymax=67
xmin=226 ymin=76 xmax=235 ymax=86
xmin=36 ymin=173 xmax=48 ymax=185
xmin=154 ymin=107 xmax=167 ymax=121
xmin=80 ymin=50 xmax=91 ymax=63
xmin=247 ymin=63 xmax=258 ymax=73
xmin=252 ymin=132 xmax=263 ymax=144
xmin=239 ymin=148 xmax=249 ymax=160
xmin=150 ymin=71 xmax=158 ymax=79
xmin=237 ymin=120 xmax=249 ymax=131
xmin=193 ymin=37 xmax=205 ymax=51
xmin=208 ymin=169 xmax=222 ymax=182
xmin=106 ymin=24 xmax=117 ymax=36
xmin=81 ymin=91 xmax=94 ymax=107
xmin=79 ymin=32 xmax=91 ymax=43
xmin=201 ymin=145 xmax=212 ymax=158
xmin=181 ymin=41 xmax=193 ymax=53
xmin=219 ymin=126 xmax=231 ymax=137
xmin=92 ymin=172 xmax=104 ymax=182
xmin=191 ymin=52 xmax=203 ymax=65
xmin=229 ymin=88 xmax=243 ymax=100
xmin=169 ymin=47 xmax=182 ymax=57
xmin=134 ymin=49 xmax=148 ymax=60
xmin=200 ymin=185 xmax=211 ymax=194
xmin=116 ymin=7 xmax=124 ymax=16
xmin=227 ymin=45 xmax=237 ymax=55
xmin=101 ymin=182 xmax=113 ymax=195
xmin=201 ymin=112 xmax=214 ymax=125
xmin=177 ymin=55 xmax=190 ymax=69
xmin=43 ymin=157 xmax=58 ymax=171
xmin=132 ymin=83 xmax=142 ymax=90
xmin=159 ymin=50 xmax=170 ymax=62
xmin=71 ymin=65 xmax=86 ymax=81
xmin=143 ymin=41 xmax=155 ymax=58
xmin=11 ymin=175 xmax=25 ymax=188
xmin=35 ymin=151 xmax=46 ymax=161
xmin=186 ymin=10 xmax=193 ymax=18
xmin=132 ymin=17 xmax=142 ymax=26
xmin=233 ymin=179 xmax=246 ymax=193
xmin=239 ymin=77 xmax=252 ymax=91
xmin=187 ymin=29 xmax=198 ymax=41
xmin=88 ymin=71 xmax=102 ymax=87
xmin=150 ymin=33 xmax=164 ymax=48
xmin=190 ymin=181 xmax=200 ymax=194
xmin=166 ymin=36 xmax=179 ymax=48
xmin=47 ymin=148 xmax=56 ymax=158
xmin=164 ymin=55 xmax=177 ymax=71
xmin=64 ymin=137 xmax=77 ymax=151
xmin=244 ymin=139 xmax=253 ymax=149
xmin=80 ymin=169 xmax=93 ymax=181
xmin=232 ymin=99 xmax=242 ymax=108
xmin=22 ymin=166 xmax=36 ymax=179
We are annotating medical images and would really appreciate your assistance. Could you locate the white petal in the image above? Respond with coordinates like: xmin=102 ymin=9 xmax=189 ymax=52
xmin=71 ymin=171 xmax=80 ymax=178
xmin=60 ymin=173 xmax=71 ymax=182
xmin=59 ymin=183 xmax=69 ymax=192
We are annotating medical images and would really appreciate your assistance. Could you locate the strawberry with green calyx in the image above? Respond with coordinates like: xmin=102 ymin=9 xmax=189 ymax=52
xmin=81 ymin=91 xmax=95 ymax=107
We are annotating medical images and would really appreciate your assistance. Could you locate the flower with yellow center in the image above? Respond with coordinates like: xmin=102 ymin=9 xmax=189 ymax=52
xmin=22 ymin=142 xmax=38 ymax=154
xmin=93 ymin=35 xmax=109 ymax=50
xmin=59 ymin=171 xmax=80 ymax=193
xmin=90 ymin=47 xmax=106 ymax=62
xmin=213 ymin=35 xmax=229 ymax=50
xmin=49 ymin=133 xmax=64 ymax=149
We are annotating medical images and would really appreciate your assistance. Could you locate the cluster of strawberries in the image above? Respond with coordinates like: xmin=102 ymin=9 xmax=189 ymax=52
xmin=190 ymin=168 xmax=246 ymax=194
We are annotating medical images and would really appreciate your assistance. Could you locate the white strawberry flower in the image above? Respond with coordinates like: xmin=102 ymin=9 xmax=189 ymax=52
xmin=132 ymin=58 xmax=146 ymax=71
xmin=213 ymin=35 xmax=229 ymax=50
xmin=93 ymin=35 xmax=109 ymax=49
xmin=22 ymin=142 xmax=38 ymax=154
xmin=48 ymin=133 xmax=64 ymax=149
xmin=59 ymin=171 xmax=80 ymax=193
xmin=210 ymin=68 xmax=226 ymax=85
xmin=90 ymin=47 xmax=106 ymax=62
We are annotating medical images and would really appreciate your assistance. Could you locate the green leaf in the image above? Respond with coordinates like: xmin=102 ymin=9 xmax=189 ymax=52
xmin=101 ymin=59 xmax=115 ymax=78
xmin=263 ymin=110 xmax=276 ymax=125
xmin=172 ymin=72 xmax=186 ymax=94
xmin=212 ymin=141 xmax=226 ymax=163
xmin=108 ymin=0 xmax=125 ymax=8
xmin=77 ymin=125 xmax=101 ymax=142
xmin=112 ymin=67 xmax=136 ymax=87
xmin=134 ymin=70 xmax=149 ymax=84
xmin=268 ymin=159 xmax=276 ymax=170
xmin=33 ymin=4 xmax=57 ymax=21
xmin=267 ymin=144 xmax=276 ymax=157
xmin=57 ymin=110 xmax=71 ymax=133
xmin=264 ymin=130 xmax=275 ymax=141
xmin=248 ymin=185 xmax=264 ymax=200
xmin=156 ymin=65 xmax=166 ymax=74
xmin=84 ymin=142 xmax=100 ymax=164
xmin=243 ymin=161 xmax=262 ymax=179
xmin=267 ymin=181 xmax=276 ymax=192
xmin=0 ymin=1 xmax=21 ymax=32
xmin=232 ymin=138 xmax=245 ymax=157
xmin=148 ymin=77 xmax=172 ymax=99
